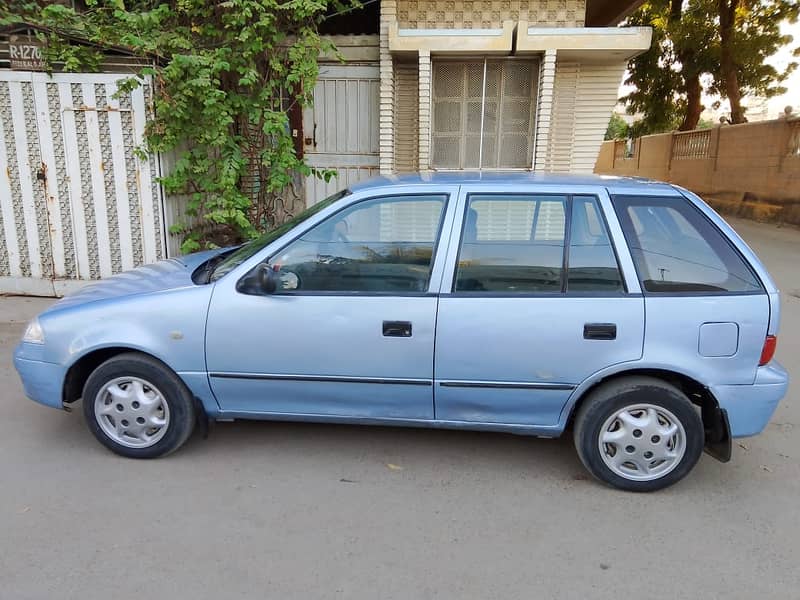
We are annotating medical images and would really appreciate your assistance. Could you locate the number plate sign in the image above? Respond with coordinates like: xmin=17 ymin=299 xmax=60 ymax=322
xmin=9 ymin=35 xmax=46 ymax=71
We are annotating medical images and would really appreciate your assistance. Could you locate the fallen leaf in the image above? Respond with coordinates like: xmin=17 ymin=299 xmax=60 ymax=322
xmin=760 ymin=465 xmax=773 ymax=473
xmin=386 ymin=463 xmax=404 ymax=471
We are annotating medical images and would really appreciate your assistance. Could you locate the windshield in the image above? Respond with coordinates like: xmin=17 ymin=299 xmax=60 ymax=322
xmin=208 ymin=189 xmax=350 ymax=282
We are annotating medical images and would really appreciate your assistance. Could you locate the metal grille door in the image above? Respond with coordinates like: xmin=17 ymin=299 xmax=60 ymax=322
xmin=431 ymin=59 xmax=538 ymax=170
xmin=303 ymin=64 xmax=380 ymax=206
xmin=0 ymin=71 xmax=165 ymax=296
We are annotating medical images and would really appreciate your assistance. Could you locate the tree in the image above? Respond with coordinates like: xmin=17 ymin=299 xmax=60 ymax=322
xmin=623 ymin=0 xmax=798 ymax=131
xmin=2 ymin=0 xmax=357 ymax=252
xmin=605 ymin=113 xmax=630 ymax=140
xmin=622 ymin=0 xmax=715 ymax=134
xmin=714 ymin=0 xmax=799 ymax=123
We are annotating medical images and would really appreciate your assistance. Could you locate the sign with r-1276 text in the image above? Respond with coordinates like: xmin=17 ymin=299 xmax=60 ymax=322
xmin=9 ymin=35 xmax=46 ymax=71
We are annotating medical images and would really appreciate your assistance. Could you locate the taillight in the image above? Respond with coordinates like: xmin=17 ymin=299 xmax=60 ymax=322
xmin=759 ymin=335 xmax=777 ymax=366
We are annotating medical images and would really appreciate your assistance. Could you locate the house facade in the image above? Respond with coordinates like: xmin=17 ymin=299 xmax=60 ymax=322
xmin=0 ymin=3 xmax=650 ymax=295
xmin=304 ymin=0 xmax=651 ymax=203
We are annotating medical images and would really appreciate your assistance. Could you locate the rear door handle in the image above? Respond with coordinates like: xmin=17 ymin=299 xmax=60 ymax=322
xmin=383 ymin=320 xmax=412 ymax=337
xmin=584 ymin=323 xmax=617 ymax=340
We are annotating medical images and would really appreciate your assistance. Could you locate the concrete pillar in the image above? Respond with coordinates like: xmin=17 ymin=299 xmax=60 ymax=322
xmin=379 ymin=0 xmax=397 ymax=174
xmin=533 ymin=49 xmax=556 ymax=171
xmin=418 ymin=50 xmax=431 ymax=172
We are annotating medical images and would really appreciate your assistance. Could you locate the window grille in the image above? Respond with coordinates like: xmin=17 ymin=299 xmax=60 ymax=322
xmin=431 ymin=59 xmax=538 ymax=170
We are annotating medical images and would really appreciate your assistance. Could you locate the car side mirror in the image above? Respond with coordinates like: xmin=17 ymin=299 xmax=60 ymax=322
xmin=257 ymin=263 xmax=278 ymax=294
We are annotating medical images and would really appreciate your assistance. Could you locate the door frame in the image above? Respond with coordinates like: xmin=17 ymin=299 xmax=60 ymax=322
xmin=430 ymin=183 xmax=646 ymax=427
xmin=204 ymin=184 xmax=461 ymax=419
xmin=210 ymin=184 xmax=463 ymax=297
xmin=436 ymin=183 xmax=643 ymax=295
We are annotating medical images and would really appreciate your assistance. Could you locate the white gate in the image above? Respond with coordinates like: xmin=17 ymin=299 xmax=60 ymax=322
xmin=0 ymin=71 xmax=165 ymax=296
xmin=302 ymin=64 xmax=380 ymax=206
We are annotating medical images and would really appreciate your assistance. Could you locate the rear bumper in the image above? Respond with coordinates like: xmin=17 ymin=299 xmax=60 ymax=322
xmin=711 ymin=362 xmax=789 ymax=437
xmin=13 ymin=347 xmax=66 ymax=409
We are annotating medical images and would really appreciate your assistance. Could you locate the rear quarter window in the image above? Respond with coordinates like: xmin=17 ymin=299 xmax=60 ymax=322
xmin=612 ymin=195 xmax=763 ymax=293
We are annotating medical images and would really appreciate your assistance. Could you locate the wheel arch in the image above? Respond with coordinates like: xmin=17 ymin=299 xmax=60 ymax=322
xmin=563 ymin=366 xmax=728 ymax=457
xmin=63 ymin=345 xmax=179 ymax=406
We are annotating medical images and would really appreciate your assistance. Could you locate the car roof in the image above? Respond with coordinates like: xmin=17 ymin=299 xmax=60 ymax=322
xmin=348 ymin=171 xmax=677 ymax=193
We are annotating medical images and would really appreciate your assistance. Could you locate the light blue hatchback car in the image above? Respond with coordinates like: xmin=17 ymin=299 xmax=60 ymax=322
xmin=14 ymin=173 xmax=788 ymax=491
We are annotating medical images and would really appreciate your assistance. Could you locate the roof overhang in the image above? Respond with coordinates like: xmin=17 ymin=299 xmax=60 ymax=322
xmin=388 ymin=21 xmax=515 ymax=55
xmin=388 ymin=21 xmax=652 ymax=62
xmin=516 ymin=25 xmax=652 ymax=61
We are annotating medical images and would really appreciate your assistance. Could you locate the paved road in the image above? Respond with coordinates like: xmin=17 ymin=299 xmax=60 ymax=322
xmin=1 ymin=218 xmax=798 ymax=600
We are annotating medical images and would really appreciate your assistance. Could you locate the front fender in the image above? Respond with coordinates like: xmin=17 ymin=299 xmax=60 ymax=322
xmin=33 ymin=284 xmax=217 ymax=413
xmin=42 ymin=284 xmax=213 ymax=373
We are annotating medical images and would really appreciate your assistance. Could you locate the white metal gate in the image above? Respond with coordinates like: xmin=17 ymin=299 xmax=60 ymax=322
xmin=302 ymin=64 xmax=380 ymax=206
xmin=0 ymin=71 xmax=165 ymax=296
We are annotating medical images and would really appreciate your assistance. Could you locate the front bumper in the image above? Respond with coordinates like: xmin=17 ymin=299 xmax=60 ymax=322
xmin=13 ymin=345 xmax=66 ymax=409
xmin=711 ymin=362 xmax=789 ymax=438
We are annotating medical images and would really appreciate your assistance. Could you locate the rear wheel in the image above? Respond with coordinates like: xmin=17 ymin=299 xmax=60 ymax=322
xmin=573 ymin=376 xmax=704 ymax=492
xmin=82 ymin=352 xmax=196 ymax=458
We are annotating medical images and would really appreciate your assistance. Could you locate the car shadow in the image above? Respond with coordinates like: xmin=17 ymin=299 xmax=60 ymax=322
xmin=178 ymin=417 xmax=589 ymax=481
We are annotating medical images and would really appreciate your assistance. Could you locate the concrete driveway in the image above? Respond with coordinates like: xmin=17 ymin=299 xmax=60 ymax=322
xmin=1 ymin=218 xmax=798 ymax=600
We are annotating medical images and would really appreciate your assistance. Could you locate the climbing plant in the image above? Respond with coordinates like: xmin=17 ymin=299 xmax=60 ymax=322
xmin=2 ymin=0 xmax=358 ymax=252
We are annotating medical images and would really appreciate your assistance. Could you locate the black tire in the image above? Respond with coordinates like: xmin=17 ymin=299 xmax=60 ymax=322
xmin=82 ymin=352 xmax=196 ymax=458
xmin=573 ymin=376 xmax=704 ymax=492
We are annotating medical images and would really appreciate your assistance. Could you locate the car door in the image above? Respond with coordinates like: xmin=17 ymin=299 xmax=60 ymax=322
xmin=205 ymin=187 xmax=457 ymax=419
xmin=433 ymin=186 xmax=645 ymax=427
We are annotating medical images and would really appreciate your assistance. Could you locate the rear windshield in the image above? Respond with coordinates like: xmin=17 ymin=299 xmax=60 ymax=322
xmin=612 ymin=195 xmax=762 ymax=293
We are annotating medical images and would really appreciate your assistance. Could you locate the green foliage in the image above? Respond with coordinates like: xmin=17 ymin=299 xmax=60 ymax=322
xmin=622 ymin=0 xmax=798 ymax=132
xmin=3 ymin=0 xmax=356 ymax=252
xmin=604 ymin=113 xmax=630 ymax=140
xmin=711 ymin=0 xmax=799 ymax=123
xmin=622 ymin=0 xmax=717 ymax=133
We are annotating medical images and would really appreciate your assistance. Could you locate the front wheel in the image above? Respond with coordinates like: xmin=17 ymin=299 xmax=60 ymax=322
xmin=82 ymin=352 xmax=196 ymax=458
xmin=573 ymin=376 xmax=704 ymax=492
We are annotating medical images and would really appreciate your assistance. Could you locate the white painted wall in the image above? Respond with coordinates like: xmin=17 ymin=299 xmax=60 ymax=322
xmin=547 ymin=59 xmax=627 ymax=173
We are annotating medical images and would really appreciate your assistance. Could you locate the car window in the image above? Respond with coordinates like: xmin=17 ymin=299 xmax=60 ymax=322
xmin=264 ymin=195 xmax=447 ymax=293
xmin=568 ymin=196 xmax=624 ymax=292
xmin=613 ymin=195 xmax=762 ymax=293
xmin=455 ymin=194 xmax=567 ymax=293
xmin=209 ymin=189 xmax=349 ymax=282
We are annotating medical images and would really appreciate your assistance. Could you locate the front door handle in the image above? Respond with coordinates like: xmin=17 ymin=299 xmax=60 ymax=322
xmin=383 ymin=320 xmax=412 ymax=337
xmin=584 ymin=323 xmax=617 ymax=340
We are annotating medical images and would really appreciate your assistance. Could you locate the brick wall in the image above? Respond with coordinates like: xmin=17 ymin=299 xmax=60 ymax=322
xmin=595 ymin=119 xmax=800 ymax=224
xmin=396 ymin=0 xmax=586 ymax=29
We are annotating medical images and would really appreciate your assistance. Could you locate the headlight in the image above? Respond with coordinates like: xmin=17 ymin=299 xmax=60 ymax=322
xmin=22 ymin=318 xmax=45 ymax=344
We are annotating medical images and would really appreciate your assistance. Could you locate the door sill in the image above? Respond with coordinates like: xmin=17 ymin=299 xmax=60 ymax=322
xmin=214 ymin=410 xmax=563 ymax=437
